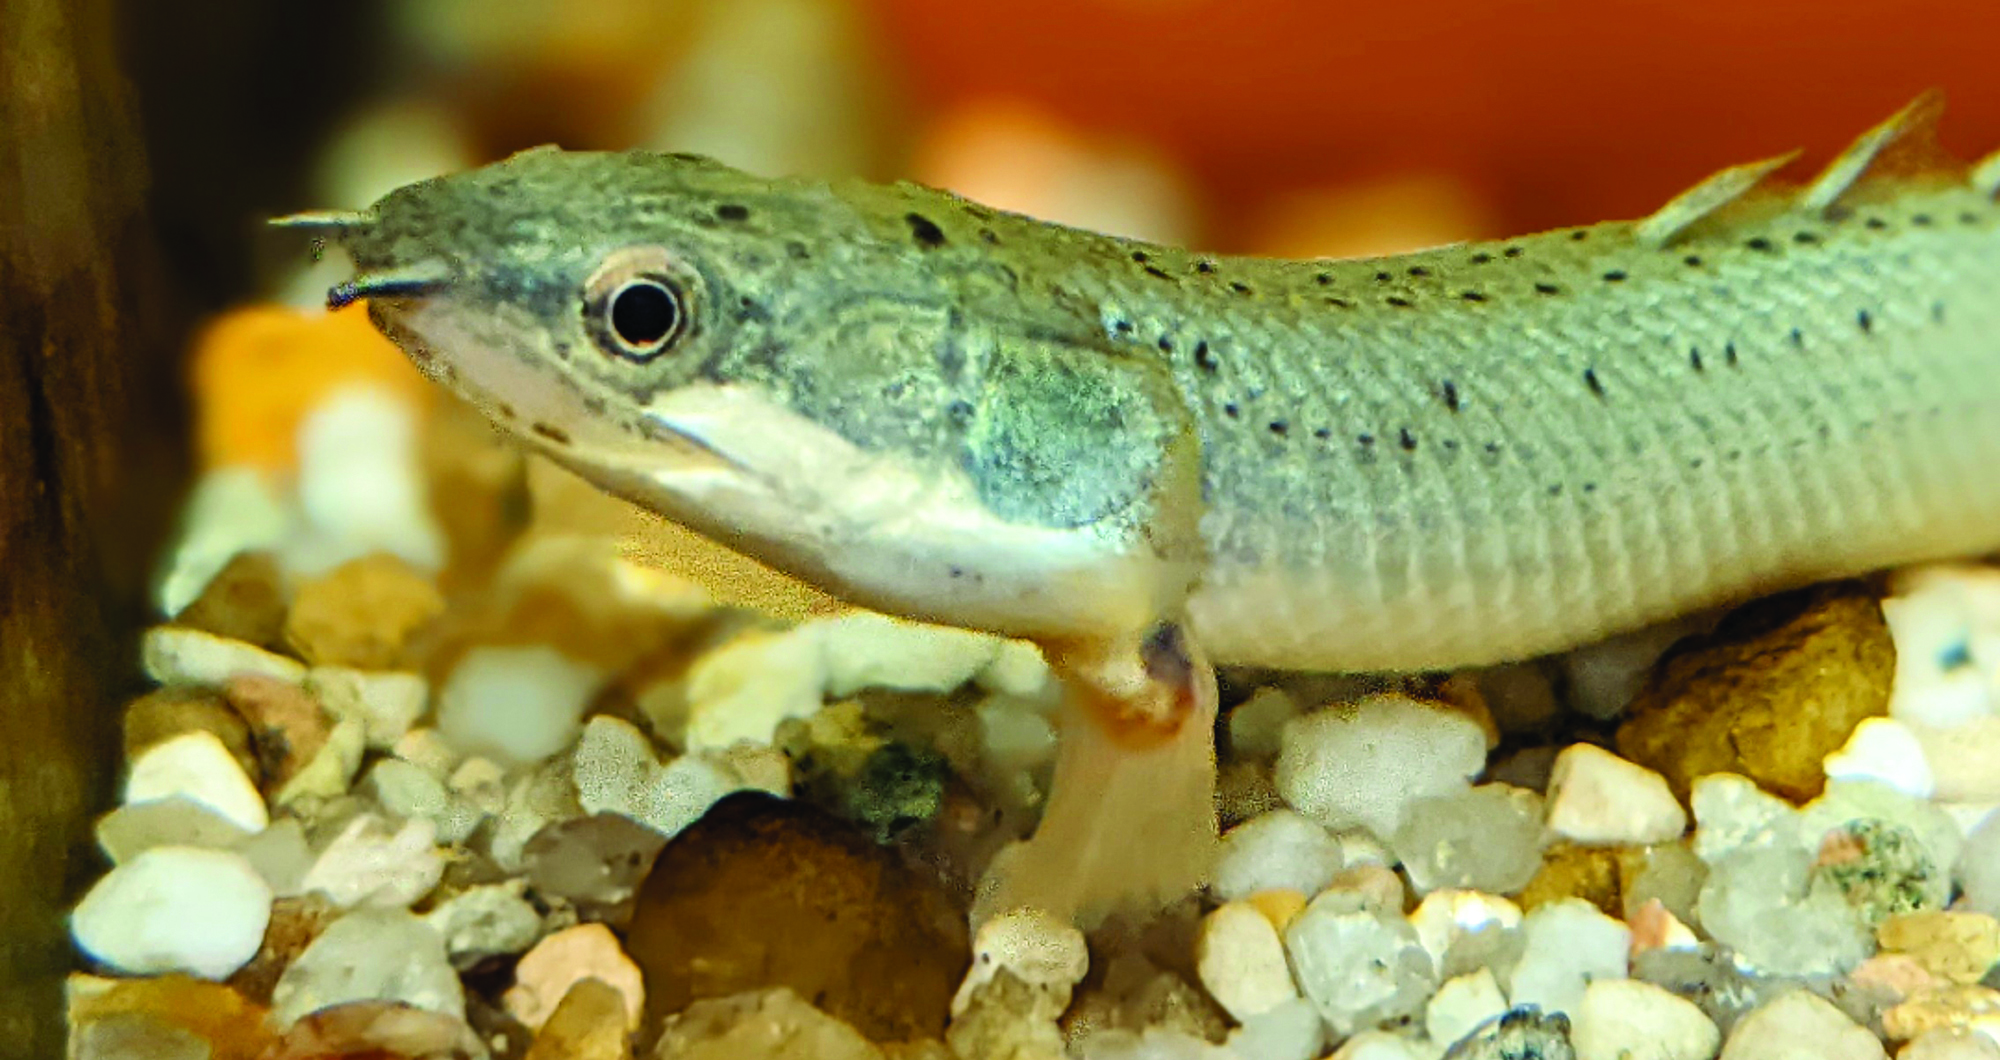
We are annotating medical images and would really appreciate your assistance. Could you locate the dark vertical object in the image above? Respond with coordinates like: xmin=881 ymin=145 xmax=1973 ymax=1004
xmin=0 ymin=2 xmax=187 ymax=1055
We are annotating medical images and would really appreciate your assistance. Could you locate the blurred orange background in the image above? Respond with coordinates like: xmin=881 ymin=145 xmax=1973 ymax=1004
xmin=865 ymin=0 xmax=2000 ymax=243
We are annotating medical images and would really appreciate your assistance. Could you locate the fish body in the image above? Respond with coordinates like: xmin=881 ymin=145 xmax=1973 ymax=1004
xmin=312 ymin=94 xmax=2000 ymax=678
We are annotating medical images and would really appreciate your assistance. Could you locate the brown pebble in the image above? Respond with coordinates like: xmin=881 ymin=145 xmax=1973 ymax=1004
xmin=226 ymin=895 xmax=340 ymax=1006
xmin=172 ymin=550 xmax=290 ymax=650
xmin=624 ymin=792 xmax=968 ymax=1043
xmin=223 ymin=673 xmax=330 ymax=792
xmin=1517 ymin=841 xmax=1624 ymax=914
xmin=66 ymin=974 xmax=274 ymax=1059
xmin=1616 ymin=581 xmax=1893 ymax=801
xmin=283 ymin=552 xmax=444 ymax=669
xmin=122 ymin=686 xmax=258 ymax=780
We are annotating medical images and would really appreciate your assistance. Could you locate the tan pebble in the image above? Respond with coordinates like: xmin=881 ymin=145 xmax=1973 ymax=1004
xmin=1883 ymin=985 xmax=2000 ymax=1041
xmin=504 ymin=923 xmax=644 ymax=1032
xmin=265 ymin=999 xmax=486 ymax=1059
xmin=283 ymin=553 xmax=443 ymax=669
xmin=1899 ymin=1027 xmax=2000 ymax=1059
xmin=1247 ymin=888 xmax=1308 ymax=930
xmin=1627 ymin=898 xmax=1700 ymax=958
xmin=1853 ymin=954 xmax=1946 ymax=1001
xmin=654 ymin=987 xmax=886 ymax=1060
xmin=1324 ymin=864 xmax=1405 ymax=914
xmin=172 ymin=550 xmax=289 ymax=650
xmin=524 ymin=977 xmax=633 ymax=1060
xmin=122 ymin=686 xmax=258 ymax=780
xmin=225 ymin=673 xmax=331 ymax=791
xmin=66 ymin=973 xmax=275 ymax=1057
xmin=1880 ymin=912 xmax=2000 ymax=985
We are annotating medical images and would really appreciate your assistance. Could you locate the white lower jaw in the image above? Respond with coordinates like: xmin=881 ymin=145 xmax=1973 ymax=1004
xmin=624 ymin=384 xmax=1172 ymax=640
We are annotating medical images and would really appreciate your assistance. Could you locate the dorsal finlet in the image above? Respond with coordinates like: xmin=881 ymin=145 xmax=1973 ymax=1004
xmin=1635 ymin=152 xmax=1799 ymax=247
xmin=1798 ymin=90 xmax=1948 ymax=212
xmin=1974 ymin=148 xmax=2000 ymax=198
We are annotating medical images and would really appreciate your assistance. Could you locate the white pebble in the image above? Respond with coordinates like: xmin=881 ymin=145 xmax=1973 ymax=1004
xmin=1719 ymin=989 xmax=1886 ymax=1060
xmin=1284 ymin=890 xmax=1436 ymax=1037
xmin=1571 ymin=979 xmax=1720 ymax=1060
xmin=1389 ymin=783 xmax=1545 ymax=895
xmin=815 ymin=611 xmax=1003 ymax=696
xmin=487 ymin=761 xmax=582 ymax=873
xmin=572 ymin=715 xmax=739 ymax=838
xmin=70 ymin=846 xmax=271 ymax=980
xmin=124 ymin=730 xmax=268 ymax=833
xmin=141 ymin=625 xmax=304 ymax=688
xmin=1196 ymin=902 xmax=1298 ymax=1022
xmin=952 ymin=907 xmax=1088 ymax=1016
xmin=288 ymin=385 xmax=444 ymax=574
xmin=1227 ymin=999 xmax=1326 ymax=1060
xmin=1327 ymin=1030 xmax=1434 ymax=1059
xmin=1424 ymin=968 xmax=1509 ymax=1049
xmin=1825 ymin=717 xmax=1936 ymax=799
xmin=1883 ymin=568 xmax=2000 ymax=728
xmin=366 ymin=758 xmax=485 ymax=844
xmin=271 ymin=908 xmax=463 ymax=1026
xmin=153 ymin=468 xmax=289 ymax=617
xmin=237 ymin=817 xmax=312 ymax=896
xmin=306 ymin=666 xmax=428 ymax=750
xmin=1913 ymin=718 xmax=2000 ymax=803
xmin=95 ymin=796 xmax=252 ymax=864
xmin=1697 ymin=845 xmax=1870 ymax=978
xmin=975 ymin=638 xmax=1056 ymax=698
xmin=436 ymin=644 xmax=604 ymax=765
xmin=1213 ymin=809 xmax=1346 ymax=901
xmin=1545 ymin=743 xmax=1688 ymax=846
xmin=394 ymin=726 xmax=462 ymax=778
xmin=1960 ymin=814 xmax=2000 ymax=918
xmin=1407 ymin=889 xmax=1523 ymax=978
xmin=682 ymin=625 xmax=827 ymax=752
xmin=1691 ymin=772 xmax=1801 ymax=864
xmin=1504 ymin=897 xmax=1630 ymax=1018
xmin=423 ymin=881 xmax=544 ymax=968
xmin=1274 ymin=693 xmax=1488 ymax=839
xmin=300 ymin=812 xmax=444 ymax=909
xmin=1229 ymin=688 xmax=1303 ymax=759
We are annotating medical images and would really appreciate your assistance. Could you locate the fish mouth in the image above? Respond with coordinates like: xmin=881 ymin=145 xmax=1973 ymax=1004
xmin=269 ymin=210 xmax=456 ymax=310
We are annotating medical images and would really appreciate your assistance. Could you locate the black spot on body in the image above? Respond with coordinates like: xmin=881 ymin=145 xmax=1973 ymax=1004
xmin=1374 ymin=271 xmax=1392 ymax=282
xmin=1725 ymin=342 xmax=1739 ymax=366
xmin=1196 ymin=261 xmax=1216 ymax=274
xmin=1793 ymin=231 xmax=1819 ymax=244
xmin=1690 ymin=347 xmax=1704 ymax=371
xmin=1683 ymin=255 xmax=1703 ymax=267
xmin=1602 ymin=270 xmax=1627 ymax=282
xmin=1194 ymin=341 xmax=1218 ymax=373
xmin=1157 ymin=336 xmax=1174 ymax=352
xmin=1385 ymin=296 xmax=1413 ymax=308
xmin=1461 ymin=291 xmax=1486 ymax=302
xmin=1113 ymin=319 xmax=1134 ymax=334
xmin=532 ymin=422 xmax=572 ymax=445
xmin=1865 ymin=217 xmax=1888 ymax=230
xmin=1407 ymin=266 xmax=1430 ymax=277
xmin=1144 ymin=265 xmax=1173 ymax=281
xmin=785 ymin=240 xmax=811 ymax=260
xmin=1913 ymin=213 xmax=1933 ymax=226
xmin=1504 ymin=246 xmax=1523 ymax=258
xmin=1229 ymin=281 xmax=1253 ymax=296
xmin=1358 ymin=433 xmax=1375 ymax=446
xmin=1398 ymin=427 xmax=1417 ymax=450
xmin=1268 ymin=421 xmax=1289 ymax=436
xmin=1325 ymin=297 xmax=1354 ymax=309
xmin=1571 ymin=230 xmax=1589 ymax=241
xmin=1789 ymin=327 xmax=1804 ymax=347
xmin=1223 ymin=403 xmax=1240 ymax=419
xmin=1857 ymin=309 xmax=1874 ymax=333
xmin=1441 ymin=380 xmax=1460 ymax=412
xmin=1746 ymin=237 xmax=1774 ymax=251
xmin=1312 ymin=427 xmax=1332 ymax=440
xmin=1316 ymin=272 xmax=1333 ymax=285
xmin=1131 ymin=250 xmax=1149 ymax=263
xmin=906 ymin=213 xmax=947 ymax=248
xmin=979 ymin=228 xmax=1000 ymax=244
xmin=1584 ymin=368 xmax=1605 ymax=397
xmin=1535 ymin=282 xmax=1561 ymax=295
xmin=715 ymin=203 xmax=751 ymax=222
xmin=1470 ymin=252 xmax=1492 ymax=264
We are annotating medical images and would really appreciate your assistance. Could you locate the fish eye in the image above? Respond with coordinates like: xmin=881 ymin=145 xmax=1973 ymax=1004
xmin=583 ymin=247 xmax=697 ymax=363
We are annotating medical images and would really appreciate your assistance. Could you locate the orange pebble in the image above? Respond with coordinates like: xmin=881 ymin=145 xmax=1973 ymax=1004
xmin=189 ymin=303 xmax=429 ymax=472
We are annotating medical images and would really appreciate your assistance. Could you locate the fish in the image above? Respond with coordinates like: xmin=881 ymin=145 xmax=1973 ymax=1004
xmin=285 ymin=90 xmax=2000 ymax=921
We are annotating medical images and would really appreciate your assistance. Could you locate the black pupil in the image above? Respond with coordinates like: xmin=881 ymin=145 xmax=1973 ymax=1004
xmin=610 ymin=280 xmax=678 ymax=348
